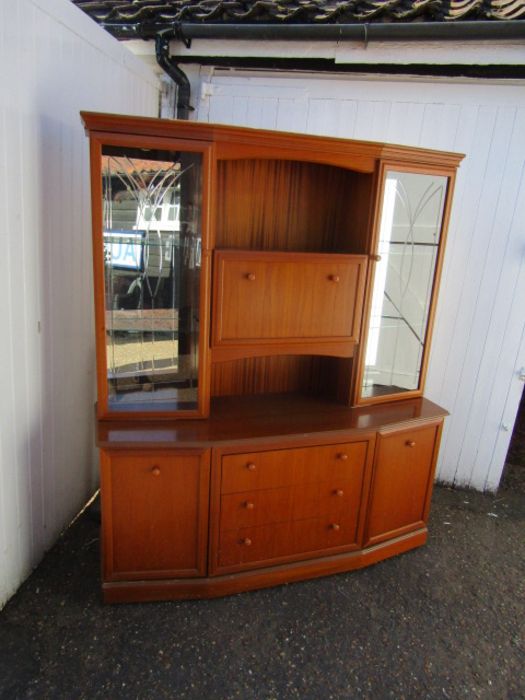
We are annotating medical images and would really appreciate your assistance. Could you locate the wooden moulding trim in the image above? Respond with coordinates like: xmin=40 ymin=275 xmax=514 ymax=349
xmin=210 ymin=342 xmax=356 ymax=362
xmin=214 ymin=143 xmax=376 ymax=173
xmin=80 ymin=112 xmax=464 ymax=171
xmin=102 ymin=528 xmax=428 ymax=603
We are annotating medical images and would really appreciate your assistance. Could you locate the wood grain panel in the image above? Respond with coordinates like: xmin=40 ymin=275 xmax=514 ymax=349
xmin=212 ymin=250 xmax=367 ymax=346
xmin=211 ymin=355 xmax=353 ymax=402
xmin=216 ymin=159 xmax=372 ymax=254
xmin=211 ymin=355 xmax=316 ymax=397
xmin=101 ymin=449 xmax=210 ymax=580
xmin=364 ymin=423 xmax=441 ymax=546
xmin=218 ymin=513 xmax=359 ymax=569
xmin=219 ymin=479 xmax=358 ymax=531
xmin=221 ymin=441 xmax=368 ymax=494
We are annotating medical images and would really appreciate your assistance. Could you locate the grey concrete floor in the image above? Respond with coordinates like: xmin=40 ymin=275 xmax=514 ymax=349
xmin=0 ymin=478 xmax=523 ymax=700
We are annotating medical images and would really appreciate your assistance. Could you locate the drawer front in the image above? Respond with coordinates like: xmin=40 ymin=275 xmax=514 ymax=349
xmin=220 ymin=479 xmax=358 ymax=531
xmin=365 ymin=423 xmax=441 ymax=546
xmin=218 ymin=514 xmax=359 ymax=569
xmin=221 ymin=442 xmax=368 ymax=494
xmin=213 ymin=250 xmax=367 ymax=345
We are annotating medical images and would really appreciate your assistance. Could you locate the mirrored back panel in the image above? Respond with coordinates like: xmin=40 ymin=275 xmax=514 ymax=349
xmin=360 ymin=170 xmax=448 ymax=401
xmin=101 ymin=145 xmax=203 ymax=413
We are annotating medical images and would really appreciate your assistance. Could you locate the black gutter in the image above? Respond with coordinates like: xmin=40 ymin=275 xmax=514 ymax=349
xmin=174 ymin=55 xmax=525 ymax=79
xmin=155 ymin=33 xmax=192 ymax=119
xmin=108 ymin=20 xmax=525 ymax=41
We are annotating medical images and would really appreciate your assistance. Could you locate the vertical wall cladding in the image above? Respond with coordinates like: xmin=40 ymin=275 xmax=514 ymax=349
xmin=196 ymin=72 xmax=525 ymax=492
xmin=0 ymin=0 xmax=159 ymax=607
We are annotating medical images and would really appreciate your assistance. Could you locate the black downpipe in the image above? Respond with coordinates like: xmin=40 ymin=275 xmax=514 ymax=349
xmin=155 ymin=33 xmax=192 ymax=120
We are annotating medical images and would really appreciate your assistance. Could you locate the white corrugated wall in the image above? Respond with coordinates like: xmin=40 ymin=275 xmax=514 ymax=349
xmin=0 ymin=0 xmax=160 ymax=608
xmin=194 ymin=70 xmax=525 ymax=493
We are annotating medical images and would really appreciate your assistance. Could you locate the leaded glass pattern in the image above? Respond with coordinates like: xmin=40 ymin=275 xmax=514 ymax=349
xmin=101 ymin=146 xmax=202 ymax=412
xmin=362 ymin=170 xmax=448 ymax=399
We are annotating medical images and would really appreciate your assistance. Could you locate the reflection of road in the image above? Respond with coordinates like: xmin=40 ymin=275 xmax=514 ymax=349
xmin=105 ymin=308 xmax=179 ymax=332
xmin=107 ymin=337 xmax=180 ymax=375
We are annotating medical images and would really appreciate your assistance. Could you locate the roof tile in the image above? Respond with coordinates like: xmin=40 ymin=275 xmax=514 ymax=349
xmin=72 ymin=0 xmax=525 ymax=31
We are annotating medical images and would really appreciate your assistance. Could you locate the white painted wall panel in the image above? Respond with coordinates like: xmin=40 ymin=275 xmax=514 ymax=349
xmin=195 ymin=70 xmax=525 ymax=492
xmin=0 ymin=0 xmax=159 ymax=608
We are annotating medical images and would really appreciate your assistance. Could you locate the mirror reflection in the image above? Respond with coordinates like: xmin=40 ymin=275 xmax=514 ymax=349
xmin=102 ymin=146 xmax=202 ymax=411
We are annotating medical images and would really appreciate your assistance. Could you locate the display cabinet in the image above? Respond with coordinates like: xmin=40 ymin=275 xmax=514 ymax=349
xmin=82 ymin=112 xmax=463 ymax=603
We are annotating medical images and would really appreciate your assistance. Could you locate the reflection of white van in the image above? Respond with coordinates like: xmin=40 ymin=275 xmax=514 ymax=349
xmin=104 ymin=229 xmax=179 ymax=279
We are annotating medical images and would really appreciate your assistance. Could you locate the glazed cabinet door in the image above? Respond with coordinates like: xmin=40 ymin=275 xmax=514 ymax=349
xmin=100 ymin=448 xmax=210 ymax=581
xmin=89 ymin=135 xmax=212 ymax=419
xmin=357 ymin=167 xmax=453 ymax=404
xmin=364 ymin=421 xmax=442 ymax=546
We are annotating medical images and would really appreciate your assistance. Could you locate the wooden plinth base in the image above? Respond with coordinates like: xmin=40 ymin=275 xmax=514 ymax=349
xmin=102 ymin=528 xmax=427 ymax=604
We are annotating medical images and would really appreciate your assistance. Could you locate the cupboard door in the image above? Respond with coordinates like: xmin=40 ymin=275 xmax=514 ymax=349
xmin=91 ymin=138 xmax=211 ymax=419
xmin=212 ymin=250 xmax=367 ymax=345
xmin=100 ymin=449 xmax=210 ymax=581
xmin=357 ymin=169 xmax=451 ymax=404
xmin=364 ymin=422 xmax=442 ymax=546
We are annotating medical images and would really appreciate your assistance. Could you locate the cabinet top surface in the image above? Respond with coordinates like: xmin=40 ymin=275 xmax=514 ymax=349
xmin=96 ymin=394 xmax=448 ymax=449
xmin=81 ymin=111 xmax=464 ymax=170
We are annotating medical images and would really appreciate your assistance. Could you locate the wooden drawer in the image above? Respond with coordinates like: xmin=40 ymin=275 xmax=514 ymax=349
xmin=212 ymin=250 xmax=367 ymax=346
xmin=220 ymin=479 xmax=358 ymax=531
xmin=218 ymin=513 xmax=359 ymax=569
xmin=221 ymin=441 xmax=368 ymax=494
xmin=364 ymin=422 xmax=442 ymax=546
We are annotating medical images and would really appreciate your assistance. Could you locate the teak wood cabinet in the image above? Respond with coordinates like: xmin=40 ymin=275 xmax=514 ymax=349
xmin=82 ymin=112 xmax=463 ymax=603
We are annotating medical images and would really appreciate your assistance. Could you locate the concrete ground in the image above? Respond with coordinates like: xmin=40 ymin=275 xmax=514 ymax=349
xmin=0 ymin=474 xmax=523 ymax=700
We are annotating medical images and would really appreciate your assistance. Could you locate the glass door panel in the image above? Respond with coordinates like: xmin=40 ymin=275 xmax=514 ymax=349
xmin=101 ymin=145 xmax=203 ymax=413
xmin=361 ymin=170 xmax=448 ymax=400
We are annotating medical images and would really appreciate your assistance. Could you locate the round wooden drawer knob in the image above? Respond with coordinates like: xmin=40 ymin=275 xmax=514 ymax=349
xmin=371 ymin=254 xmax=382 ymax=262
xmin=329 ymin=274 xmax=340 ymax=283
xmin=246 ymin=462 xmax=257 ymax=471
xmin=337 ymin=453 xmax=348 ymax=461
xmin=246 ymin=273 xmax=256 ymax=281
xmin=406 ymin=440 xmax=416 ymax=448
xmin=244 ymin=501 xmax=255 ymax=510
xmin=151 ymin=466 xmax=161 ymax=476
xmin=330 ymin=523 xmax=341 ymax=531
xmin=334 ymin=489 xmax=344 ymax=497
xmin=241 ymin=538 xmax=252 ymax=546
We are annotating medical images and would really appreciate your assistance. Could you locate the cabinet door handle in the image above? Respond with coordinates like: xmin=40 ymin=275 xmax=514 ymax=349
xmin=334 ymin=489 xmax=344 ymax=497
xmin=406 ymin=440 xmax=416 ymax=448
xmin=371 ymin=254 xmax=382 ymax=262
xmin=329 ymin=523 xmax=341 ymax=531
xmin=244 ymin=501 xmax=255 ymax=510
xmin=246 ymin=273 xmax=256 ymax=281
xmin=241 ymin=538 xmax=252 ymax=546
xmin=329 ymin=274 xmax=340 ymax=283
xmin=337 ymin=453 xmax=348 ymax=461
xmin=151 ymin=466 xmax=161 ymax=476
xmin=246 ymin=462 xmax=257 ymax=471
